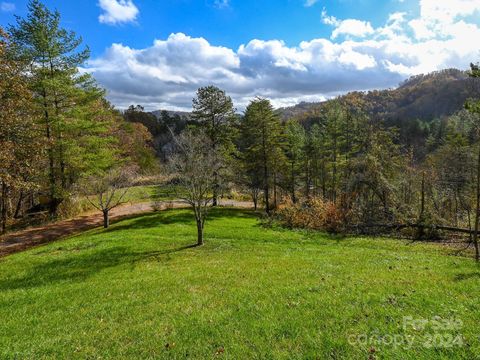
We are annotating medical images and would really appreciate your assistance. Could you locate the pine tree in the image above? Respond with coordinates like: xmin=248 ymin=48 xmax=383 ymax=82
xmin=307 ymin=123 xmax=327 ymax=198
xmin=321 ymin=100 xmax=348 ymax=203
xmin=242 ymin=98 xmax=285 ymax=214
xmin=9 ymin=0 xmax=114 ymax=216
xmin=284 ymin=119 xmax=306 ymax=203
xmin=192 ymin=86 xmax=236 ymax=206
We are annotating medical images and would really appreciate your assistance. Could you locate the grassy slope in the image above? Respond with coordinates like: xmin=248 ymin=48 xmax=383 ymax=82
xmin=0 ymin=209 xmax=478 ymax=359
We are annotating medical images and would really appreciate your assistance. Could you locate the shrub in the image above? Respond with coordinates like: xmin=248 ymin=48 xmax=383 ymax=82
xmin=57 ymin=196 xmax=90 ymax=219
xmin=276 ymin=197 xmax=347 ymax=234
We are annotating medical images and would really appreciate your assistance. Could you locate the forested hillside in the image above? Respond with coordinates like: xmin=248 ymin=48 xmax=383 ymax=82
xmin=280 ymin=69 xmax=475 ymax=122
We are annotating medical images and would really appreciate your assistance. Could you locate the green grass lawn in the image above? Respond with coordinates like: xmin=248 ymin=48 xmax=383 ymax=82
xmin=0 ymin=209 xmax=478 ymax=359
xmin=76 ymin=184 xmax=179 ymax=214
xmin=102 ymin=184 xmax=179 ymax=203
xmin=121 ymin=184 xmax=178 ymax=202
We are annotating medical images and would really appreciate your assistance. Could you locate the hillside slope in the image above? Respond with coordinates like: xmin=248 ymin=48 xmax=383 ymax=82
xmin=280 ymin=69 xmax=477 ymax=121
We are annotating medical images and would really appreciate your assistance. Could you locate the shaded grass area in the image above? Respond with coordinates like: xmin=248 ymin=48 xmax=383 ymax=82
xmin=0 ymin=208 xmax=478 ymax=359
xmin=6 ymin=184 xmax=178 ymax=233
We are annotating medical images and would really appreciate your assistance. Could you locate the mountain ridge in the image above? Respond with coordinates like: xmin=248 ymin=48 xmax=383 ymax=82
xmin=278 ymin=68 xmax=476 ymax=122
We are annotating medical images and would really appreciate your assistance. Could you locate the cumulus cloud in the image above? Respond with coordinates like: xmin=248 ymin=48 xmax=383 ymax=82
xmin=0 ymin=2 xmax=15 ymax=12
xmin=322 ymin=10 xmax=375 ymax=39
xmin=331 ymin=19 xmax=375 ymax=39
xmin=86 ymin=0 xmax=480 ymax=110
xmin=98 ymin=0 xmax=139 ymax=25
xmin=409 ymin=0 xmax=480 ymax=40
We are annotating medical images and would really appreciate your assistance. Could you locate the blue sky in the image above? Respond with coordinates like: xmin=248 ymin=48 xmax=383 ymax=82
xmin=1 ymin=0 xmax=417 ymax=57
xmin=1 ymin=0 xmax=479 ymax=110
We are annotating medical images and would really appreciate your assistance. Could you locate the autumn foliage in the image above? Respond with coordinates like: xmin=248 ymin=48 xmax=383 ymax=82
xmin=276 ymin=197 xmax=347 ymax=234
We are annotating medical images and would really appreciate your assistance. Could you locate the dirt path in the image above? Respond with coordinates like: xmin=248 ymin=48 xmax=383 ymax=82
xmin=0 ymin=200 xmax=252 ymax=258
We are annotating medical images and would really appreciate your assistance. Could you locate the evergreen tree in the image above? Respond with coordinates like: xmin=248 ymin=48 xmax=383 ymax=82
xmin=284 ymin=119 xmax=306 ymax=203
xmin=192 ymin=86 xmax=236 ymax=206
xmin=9 ymin=0 xmax=114 ymax=216
xmin=307 ymin=123 xmax=327 ymax=198
xmin=321 ymin=100 xmax=348 ymax=203
xmin=242 ymin=98 xmax=284 ymax=213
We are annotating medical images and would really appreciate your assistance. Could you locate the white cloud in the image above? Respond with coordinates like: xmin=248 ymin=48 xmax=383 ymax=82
xmin=338 ymin=50 xmax=377 ymax=70
xmin=98 ymin=0 xmax=139 ymax=25
xmin=86 ymin=1 xmax=480 ymax=110
xmin=321 ymin=8 xmax=339 ymax=26
xmin=409 ymin=0 xmax=480 ymax=40
xmin=409 ymin=18 xmax=435 ymax=40
xmin=305 ymin=0 xmax=319 ymax=7
xmin=322 ymin=8 xmax=375 ymax=39
xmin=376 ymin=12 xmax=408 ymax=39
xmin=331 ymin=19 xmax=375 ymax=39
xmin=419 ymin=0 xmax=480 ymax=22
xmin=0 ymin=2 xmax=15 ymax=12
xmin=322 ymin=9 xmax=375 ymax=39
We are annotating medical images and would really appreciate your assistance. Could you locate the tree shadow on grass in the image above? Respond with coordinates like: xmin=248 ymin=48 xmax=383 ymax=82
xmin=0 ymin=244 xmax=201 ymax=292
xmin=454 ymin=272 xmax=480 ymax=281
xmin=104 ymin=208 xmax=253 ymax=234
xmin=150 ymin=184 xmax=178 ymax=201
xmin=0 ymin=208 xmax=254 ymax=292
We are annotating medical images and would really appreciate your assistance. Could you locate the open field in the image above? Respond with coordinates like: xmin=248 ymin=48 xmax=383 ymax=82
xmin=0 ymin=208 xmax=478 ymax=359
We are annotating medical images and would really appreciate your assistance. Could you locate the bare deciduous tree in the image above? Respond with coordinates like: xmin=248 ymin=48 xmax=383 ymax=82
xmin=169 ymin=130 xmax=222 ymax=246
xmin=81 ymin=167 xmax=136 ymax=228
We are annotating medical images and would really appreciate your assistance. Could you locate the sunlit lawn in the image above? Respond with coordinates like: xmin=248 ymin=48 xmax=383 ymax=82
xmin=77 ymin=184 xmax=179 ymax=212
xmin=0 ymin=208 xmax=478 ymax=359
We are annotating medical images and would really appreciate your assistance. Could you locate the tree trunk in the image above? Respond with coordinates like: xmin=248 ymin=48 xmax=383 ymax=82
xmin=103 ymin=209 xmax=110 ymax=228
xmin=42 ymin=90 xmax=58 ymax=218
xmin=291 ymin=161 xmax=296 ymax=203
xmin=262 ymin=124 xmax=270 ymax=214
xmin=305 ymin=158 xmax=311 ymax=198
xmin=1 ymin=182 xmax=6 ymax=234
xmin=273 ymin=171 xmax=278 ymax=210
xmin=417 ymin=171 xmax=426 ymax=239
xmin=196 ymin=219 xmax=204 ymax=246
xmin=14 ymin=191 xmax=24 ymax=219
xmin=420 ymin=172 xmax=425 ymax=219
xmin=252 ymin=191 xmax=258 ymax=211
xmin=212 ymin=171 xmax=218 ymax=207
xmin=211 ymin=124 xmax=219 ymax=207
xmin=264 ymin=185 xmax=270 ymax=214
xmin=473 ymin=144 xmax=480 ymax=262
xmin=332 ymin=134 xmax=337 ymax=204
xmin=264 ymin=163 xmax=270 ymax=214
xmin=321 ymin=163 xmax=327 ymax=199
